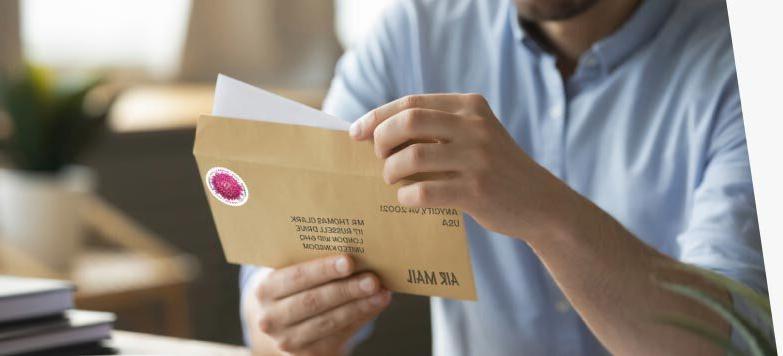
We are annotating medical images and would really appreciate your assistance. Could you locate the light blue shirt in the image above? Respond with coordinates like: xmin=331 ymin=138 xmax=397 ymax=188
xmin=241 ymin=0 xmax=765 ymax=355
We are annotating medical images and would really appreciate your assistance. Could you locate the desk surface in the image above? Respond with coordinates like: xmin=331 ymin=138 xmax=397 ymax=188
xmin=106 ymin=330 xmax=251 ymax=355
xmin=21 ymin=331 xmax=251 ymax=356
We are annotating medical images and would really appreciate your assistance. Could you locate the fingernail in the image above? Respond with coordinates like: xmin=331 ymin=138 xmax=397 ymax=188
xmin=359 ymin=276 xmax=376 ymax=293
xmin=349 ymin=120 xmax=361 ymax=138
xmin=369 ymin=292 xmax=388 ymax=307
xmin=335 ymin=257 xmax=350 ymax=274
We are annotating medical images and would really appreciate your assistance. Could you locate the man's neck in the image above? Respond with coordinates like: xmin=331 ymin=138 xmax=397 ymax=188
xmin=525 ymin=0 xmax=642 ymax=78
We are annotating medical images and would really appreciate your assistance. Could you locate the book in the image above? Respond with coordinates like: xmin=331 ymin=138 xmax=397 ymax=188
xmin=0 ymin=310 xmax=114 ymax=355
xmin=0 ymin=276 xmax=74 ymax=323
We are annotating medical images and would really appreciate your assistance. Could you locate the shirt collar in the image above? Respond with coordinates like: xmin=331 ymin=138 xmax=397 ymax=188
xmin=508 ymin=0 xmax=676 ymax=74
xmin=507 ymin=2 xmax=543 ymax=54
xmin=590 ymin=0 xmax=675 ymax=74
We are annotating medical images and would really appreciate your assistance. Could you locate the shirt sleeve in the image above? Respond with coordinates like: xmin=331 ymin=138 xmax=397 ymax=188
xmin=239 ymin=2 xmax=414 ymax=350
xmin=322 ymin=0 xmax=415 ymax=120
xmin=239 ymin=265 xmax=272 ymax=346
xmin=674 ymin=73 xmax=765 ymax=293
xmin=673 ymin=72 xmax=769 ymax=347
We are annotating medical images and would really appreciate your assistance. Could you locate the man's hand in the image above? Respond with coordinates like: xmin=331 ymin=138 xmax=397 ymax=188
xmin=243 ymin=255 xmax=391 ymax=356
xmin=351 ymin=94 xmax=733 ymax=355
xmin=349 ymin=94 xmax=570 ymax=241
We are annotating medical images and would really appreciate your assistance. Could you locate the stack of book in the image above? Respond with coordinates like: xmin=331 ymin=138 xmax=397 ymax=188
xmin=0 ymin=276 xmax=114 ymax=355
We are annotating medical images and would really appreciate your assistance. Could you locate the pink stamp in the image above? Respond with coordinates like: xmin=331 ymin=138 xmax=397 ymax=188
xmin=206 ymin=167 xmax=249 ymax=206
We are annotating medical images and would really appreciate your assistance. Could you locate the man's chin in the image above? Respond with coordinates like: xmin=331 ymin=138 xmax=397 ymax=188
xmin=514 ymin=0 xmax=600 ymax=21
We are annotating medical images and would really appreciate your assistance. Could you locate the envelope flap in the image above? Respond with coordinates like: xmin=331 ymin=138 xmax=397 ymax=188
xmin=193 ymin=115 xmax=383 ymax=177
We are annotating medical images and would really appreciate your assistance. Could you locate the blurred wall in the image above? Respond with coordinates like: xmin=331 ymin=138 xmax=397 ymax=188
xmin=0 ymin=0 xmax=22 ymax=73
xmin=0 ymin=0 xmax=21 ymax=144
xmin=179 ymin=0 xmax=342 ymax=88
xmin=1 ymin=0 xmax=341 ymax=89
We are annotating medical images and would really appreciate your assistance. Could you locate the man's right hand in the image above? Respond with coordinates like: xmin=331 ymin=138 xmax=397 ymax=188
xmin=243 ymin=255 xmax=391 ymax=356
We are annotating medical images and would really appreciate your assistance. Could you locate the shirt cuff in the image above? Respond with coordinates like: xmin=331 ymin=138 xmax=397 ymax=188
xmin=239 ymin=265 xmax=272 ymax=347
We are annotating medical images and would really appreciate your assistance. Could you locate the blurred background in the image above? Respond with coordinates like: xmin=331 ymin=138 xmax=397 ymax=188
xmin=0 ymin=1 xmax=431 ymax=354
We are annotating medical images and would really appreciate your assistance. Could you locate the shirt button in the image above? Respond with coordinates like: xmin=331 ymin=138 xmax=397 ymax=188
xmin=549 ymin=105 xmax=564 ymax=120
xmin=555 ymin=299 xmax=571 ymax=313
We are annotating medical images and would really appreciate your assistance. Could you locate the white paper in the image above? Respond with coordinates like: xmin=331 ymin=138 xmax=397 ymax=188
xmin=212 ymin=74 xmax=350 ymax=131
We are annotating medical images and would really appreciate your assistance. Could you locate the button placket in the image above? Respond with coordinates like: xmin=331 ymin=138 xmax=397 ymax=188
xmin=540 ymin=55 xmax=568 ymax=179
xmin=571 ymin=51 xmax=604 ymax=89
xmin=549 ymin=104 xmax=564 ymax=120
xmin=582 ymin=55 xmax=597 ymax=68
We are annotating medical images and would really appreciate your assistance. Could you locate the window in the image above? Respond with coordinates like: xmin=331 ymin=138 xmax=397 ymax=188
xmin=21 ymin=0 xmax=191 ymax=80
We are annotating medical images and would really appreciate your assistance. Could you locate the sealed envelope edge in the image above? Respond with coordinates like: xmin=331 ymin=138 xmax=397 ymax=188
xmin=194 ymin=115 xmax=383 ymax=178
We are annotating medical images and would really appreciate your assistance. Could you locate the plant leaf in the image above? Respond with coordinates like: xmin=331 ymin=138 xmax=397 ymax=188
xmin=50 ymin=78 xmax=100 ymax=169
xmin=665 ymin=263 xmax=771 ymax=323
xmin=662 ymin=282 xmax=776 ymax=356
xmin=1 ymin=65 xmax=109 ymax=172
xmin=2 ymin=68 xmax=49 ymax=170
xmin=655 ymin=314 xmax=745 ymax=355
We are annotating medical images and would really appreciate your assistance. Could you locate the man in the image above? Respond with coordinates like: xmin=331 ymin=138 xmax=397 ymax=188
xmin=240 ymin=0 xmax=766 ymax=355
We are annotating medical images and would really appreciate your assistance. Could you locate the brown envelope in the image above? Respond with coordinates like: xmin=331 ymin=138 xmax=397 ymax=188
xmin=193 ymin=115 xmax=476 ymax=300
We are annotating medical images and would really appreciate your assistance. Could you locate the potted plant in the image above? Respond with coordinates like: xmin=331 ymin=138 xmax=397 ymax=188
xmin=655 ymin=264 xmax=775 ymax=355
xmin=0 ymin=66 xmax=111 ymax=269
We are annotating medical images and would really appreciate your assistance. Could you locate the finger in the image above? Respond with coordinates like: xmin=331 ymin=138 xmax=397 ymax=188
xmin=397 ymin=180 xmax=463 ymax=208
xmin=373 ymin=108 xmax=463 ymax=158
xmin=262 ymin=273 xmax=380 ymax=331
xmin=383 ymin=143 xmax=461 ymax=184
xmin=274 ymin=291 xmax=392 ymax=353
xmin=291 ymin=334 xmax=348 ymax=356
xmin=259 ymin=255 xmax=354 ymax=301
xmin=351 ymin=94 xmax=471 ymax=140
xmin=293 ymin=305 xmax=386 ymax=356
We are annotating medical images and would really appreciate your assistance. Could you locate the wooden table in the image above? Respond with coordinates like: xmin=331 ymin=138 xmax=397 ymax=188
xmin=0 ymin=195 xmax=199 ymax=337
xmin=72 ymin=251 xmax=197 ymax=337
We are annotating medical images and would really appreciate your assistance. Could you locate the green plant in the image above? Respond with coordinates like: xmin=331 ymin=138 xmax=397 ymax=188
xmin=655 ymin=263 xmax=776 ymax=356
xmin=0 ymin=65 xmax=111 ymax=173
